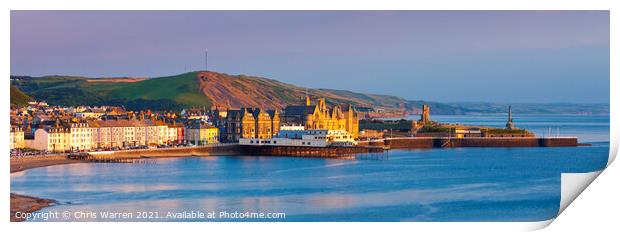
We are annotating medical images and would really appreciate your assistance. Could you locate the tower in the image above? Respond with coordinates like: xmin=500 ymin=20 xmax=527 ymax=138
xmin=506 ymin=105 xmax=515 ymax=130
xmin=420 ymin=104 xmax=430 ymax=124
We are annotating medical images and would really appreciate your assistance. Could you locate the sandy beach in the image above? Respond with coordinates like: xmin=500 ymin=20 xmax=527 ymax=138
xmin=10 ymin=156 xmax=86 ymax=222
xmin=9 ymin=146 xmax=234 ymax=222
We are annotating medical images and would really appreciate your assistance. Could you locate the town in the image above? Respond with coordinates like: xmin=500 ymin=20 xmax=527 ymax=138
xmin=11 ymin=92 xmax=579 ymax=158
xmin=9 ymin=96 xmax=361 ymax=155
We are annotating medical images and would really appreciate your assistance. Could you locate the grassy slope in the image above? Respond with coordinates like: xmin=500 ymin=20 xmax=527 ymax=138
xmin=102 ymin=72 xmax=212 ymax=107
xmin=10 ymin=85 xmax=32 ymax=106
xmin=12 ymin=73 xmax=211 ymax=108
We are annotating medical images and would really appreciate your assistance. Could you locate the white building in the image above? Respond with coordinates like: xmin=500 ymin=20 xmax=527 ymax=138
xmin=69 ymin=122 xmax=92 ymax=151
xmin=33 ymin=127 xmax=71 ymax=152
xmin=10 ymin=126 xmax=25 ymax=149
xmin=240 ymin=128 xmax=356 ymax=147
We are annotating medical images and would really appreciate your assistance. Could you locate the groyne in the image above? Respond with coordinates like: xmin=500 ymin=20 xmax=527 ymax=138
xmin=86 ymin=144 xmax=241 ymax=159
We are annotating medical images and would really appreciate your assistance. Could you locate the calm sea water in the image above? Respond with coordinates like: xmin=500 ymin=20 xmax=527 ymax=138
xmin=11 ymin=115 xmax=609 ymax=222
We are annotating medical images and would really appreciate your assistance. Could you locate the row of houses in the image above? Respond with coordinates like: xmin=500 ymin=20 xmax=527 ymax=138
xmin=11 ymin=119 xmax=219 ymax=153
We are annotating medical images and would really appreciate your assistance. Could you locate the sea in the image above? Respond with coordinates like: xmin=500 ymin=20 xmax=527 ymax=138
xmin=10 ymin=115 xmax=610 ymax=222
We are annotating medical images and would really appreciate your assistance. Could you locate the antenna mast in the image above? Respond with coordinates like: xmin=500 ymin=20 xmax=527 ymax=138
xmin=205 ymin=49 xmax=208 ymax=71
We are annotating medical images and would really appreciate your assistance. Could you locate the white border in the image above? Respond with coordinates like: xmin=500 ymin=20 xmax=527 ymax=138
xmin=2 ymin=1 xmax=617 ymax=231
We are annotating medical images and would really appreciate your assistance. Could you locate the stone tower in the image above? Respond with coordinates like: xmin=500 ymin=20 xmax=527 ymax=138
xmin=505 ymin=105 xmax=515 ymax=130
xmin=420 ymin=104 xmax=430 ymax=124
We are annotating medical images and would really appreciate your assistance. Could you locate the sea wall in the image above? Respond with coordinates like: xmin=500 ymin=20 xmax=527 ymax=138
xmin=383 ymin=137 xmax=579 ymax=149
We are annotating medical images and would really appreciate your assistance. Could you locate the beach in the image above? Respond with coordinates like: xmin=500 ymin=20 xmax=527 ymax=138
xmin=8 ymin=146 xmax=236 ymax=222
xmin=10 ymin=156 xmax=85 ymax=222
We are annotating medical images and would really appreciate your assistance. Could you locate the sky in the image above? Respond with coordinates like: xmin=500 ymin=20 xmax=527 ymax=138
xmin=10 ymin=11 xmax=610 ymax=103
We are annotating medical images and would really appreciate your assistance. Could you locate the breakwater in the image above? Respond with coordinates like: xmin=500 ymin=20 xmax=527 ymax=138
xmin=363 ymin=137 xmax=580 ymax=149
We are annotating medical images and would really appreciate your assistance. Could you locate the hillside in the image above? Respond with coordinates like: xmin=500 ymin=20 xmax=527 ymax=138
xmin=9 ymin=71 xmax=609 ymax=115
xmin=10 ymin=85 xmax=32 ymax=106
xmin=11 ymin=73 xmax=211 ymax=111
xmin=195 ymin=71 xmax=409 ymax=110
xmin=11 ymin=71 xmax=419 ymax=112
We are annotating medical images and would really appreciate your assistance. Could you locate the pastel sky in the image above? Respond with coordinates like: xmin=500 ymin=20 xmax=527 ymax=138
xmin=10 ymin=11 xmax=610 ymax=103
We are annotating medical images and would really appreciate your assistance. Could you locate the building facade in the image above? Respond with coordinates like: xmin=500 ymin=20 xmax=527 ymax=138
xmin=10 ymin=126 xmax=25 ymax=149
xmin=224 ymin=108 xmax=280 ymax=142
xmin=283 ymin=97 xmax=359 ymax=138
xmin=33 ymin=127 xmax=71 ymax=152
xmin=185 ymin=120 xmax=219 ymax=145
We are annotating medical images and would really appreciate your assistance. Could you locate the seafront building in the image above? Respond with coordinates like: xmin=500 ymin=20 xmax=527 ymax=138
xmin=239 ymin=125 xmax=357 ymax=147
xmin=9 ymin=126 xmax=25 ymax=149
xmin=283 ymin=97 xmax=359 ymax=138
xmin=185 ymin=120 xmax=219 ymax=145
xmin=28 ymin=119 xmax=181 ymax=152
xmin=167 ymin=122 xmax=184 ymax=144
xmin=224 ymin=108 xmax=280 ymax=142
xmin=32 ymin=126 xmax=71 ymax=152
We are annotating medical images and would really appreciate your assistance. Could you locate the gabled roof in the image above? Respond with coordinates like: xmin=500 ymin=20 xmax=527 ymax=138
xmin=283 ymin=105 xmax=316 ymax=117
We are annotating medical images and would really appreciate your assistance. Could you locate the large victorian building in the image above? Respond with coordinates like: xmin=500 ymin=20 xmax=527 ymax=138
xmin=283 ymin=97 xmax=359 ymax=138
xmin=224 ymin=108 xmax=280 ymax=142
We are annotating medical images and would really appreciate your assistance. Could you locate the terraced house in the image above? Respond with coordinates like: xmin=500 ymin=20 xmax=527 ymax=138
xmin=9 ymin=125 xmax=25 ymax=149
xmin=224 ymin=108 xmax=280 ymax=142
xmin=30 ymin=119 xmax=180 ymax=152
xmin=33 ymin=126 xmax=71 ymax=152
xmin=185 ymin=120 xmax=219 ymax=145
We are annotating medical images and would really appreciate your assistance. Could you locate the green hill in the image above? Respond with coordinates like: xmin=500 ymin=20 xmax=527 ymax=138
xmin=11 ymin=72 xmax=211 ymax=111
xmin=10 ymin=85 xmax=32 ymax=106
xmin=104 ymin=72 xmax=211 ymax=107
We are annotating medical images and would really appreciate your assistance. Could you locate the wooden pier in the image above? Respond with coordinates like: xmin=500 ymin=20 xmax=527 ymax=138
xmin=241 ymin=145 xmax=387 ymax=159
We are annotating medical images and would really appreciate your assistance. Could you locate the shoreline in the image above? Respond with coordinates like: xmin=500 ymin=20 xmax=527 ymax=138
xmin=10 ymin=156 xmax=87 ymax=222
xmin=10 ymin=146 xmax=236 ymax=222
